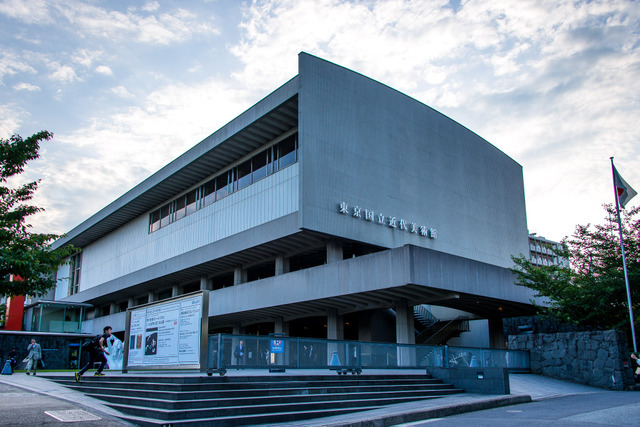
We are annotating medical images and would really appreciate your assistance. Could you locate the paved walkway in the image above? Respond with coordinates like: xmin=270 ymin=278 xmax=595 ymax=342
xmin=0 ymin=369 xmax=610 ymax=426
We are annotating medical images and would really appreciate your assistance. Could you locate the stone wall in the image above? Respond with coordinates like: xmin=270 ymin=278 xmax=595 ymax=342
xmin=508 ymin=330 xmax=635 ymax=390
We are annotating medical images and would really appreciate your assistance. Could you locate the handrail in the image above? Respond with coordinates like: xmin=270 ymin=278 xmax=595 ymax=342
xmin=205 ymin=333 xmax=530 ymax=376
xmin=420 ymin=316 xmax=470 ymax=346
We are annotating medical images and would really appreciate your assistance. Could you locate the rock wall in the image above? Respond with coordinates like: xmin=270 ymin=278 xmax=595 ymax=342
xmin=508 ymin=330 xmax=635 ymax=390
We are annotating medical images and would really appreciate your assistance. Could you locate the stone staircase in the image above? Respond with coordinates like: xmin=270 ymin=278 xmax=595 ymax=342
xmin=47 ymin=373 xmax=464 ymax=426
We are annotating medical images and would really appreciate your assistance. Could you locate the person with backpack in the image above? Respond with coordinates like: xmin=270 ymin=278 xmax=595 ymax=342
xmin=75 ymin=326 xmax=111 ymax=382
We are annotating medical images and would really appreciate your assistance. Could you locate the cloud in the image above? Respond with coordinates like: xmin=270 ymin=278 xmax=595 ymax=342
xmin=0 ymin=0 xmax=53 ymax=25
xmin=141 ymin=1 xmax=159 ymax=13
xmin=12 ymin=82 xmax=40 ymax=91
xmin=110 ymin=85 xmax=133 ymax=98
xmin=95 ymin=65 xmax=113 ymax=75
xmin=0 ymin=103 xmax=26 ymax=137
xmin=0 ymin=49 xmax=37 ymax=84
xmin=48 ymin=63 xmax=78 ymax=83
xmin=72 ymin=49 xmax=103 ymax=68
xmin=0 ymin=0 xmax=219 ymax=45
xmin=29 ymin=76 xmax=255 ymax=233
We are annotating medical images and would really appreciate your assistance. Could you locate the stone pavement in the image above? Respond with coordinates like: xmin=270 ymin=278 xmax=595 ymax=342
xmin=0 ymin=369 xmax=609 ymax=426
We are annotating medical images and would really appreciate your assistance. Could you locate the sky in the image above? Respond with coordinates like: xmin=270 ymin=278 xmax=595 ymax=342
xmin=1 ymin=0 xmax=639 ymax=243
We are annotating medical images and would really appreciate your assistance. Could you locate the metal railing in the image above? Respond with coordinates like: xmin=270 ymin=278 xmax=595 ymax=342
xmin=206 ymin=334 xmax=529 ymax=375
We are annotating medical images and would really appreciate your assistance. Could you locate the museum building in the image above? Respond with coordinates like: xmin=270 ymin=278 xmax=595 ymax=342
xmin=51 ymin=53 xmax=536 ymax=348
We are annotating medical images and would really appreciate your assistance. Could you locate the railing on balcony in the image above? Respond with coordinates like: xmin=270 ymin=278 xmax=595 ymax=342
xmin=206 ymin=334 xmax=530 ymax=375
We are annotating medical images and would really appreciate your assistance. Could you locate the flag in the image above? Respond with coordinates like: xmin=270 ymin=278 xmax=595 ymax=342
xmin=613 ymin=166 xmax=637 ymax=208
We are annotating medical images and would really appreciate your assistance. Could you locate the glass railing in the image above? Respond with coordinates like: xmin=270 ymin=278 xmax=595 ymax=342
xmin=206 ymin=334 xmax=530 ymax=374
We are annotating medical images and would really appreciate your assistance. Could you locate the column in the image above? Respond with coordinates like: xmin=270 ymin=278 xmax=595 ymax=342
xmin=327 ymin=309 xmax=344 ymax=340
xmin=395 ymin=299 xmax=415 ymax=345
xmin=148 ymin=291 xmax=154 ymax=303
xmin=488 ymin=317 xmax=506 ymax=349
xmin=234 ymin=267 xmax=246 ymax=285
xmin=327 ymin=239 xmax=343 ymax=264
xmin=200 ymin=277 xmax=211 ymax=290
xmin=172 ymin=285 xmax=179 ymax=297
xmin=275 ymin=254 xmax=289 ymax=275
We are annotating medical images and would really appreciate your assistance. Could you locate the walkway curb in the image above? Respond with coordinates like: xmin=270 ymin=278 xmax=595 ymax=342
xmin=268 ymin=394 xmax=533 ymax=426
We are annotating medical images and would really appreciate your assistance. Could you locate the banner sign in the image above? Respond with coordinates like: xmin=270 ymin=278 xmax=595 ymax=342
xmin=124 ymin=291 xmax=207 ymax=370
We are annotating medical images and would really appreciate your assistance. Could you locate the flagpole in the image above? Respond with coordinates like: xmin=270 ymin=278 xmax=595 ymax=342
xmin=610 ymin=157 xmax=637 ymax=353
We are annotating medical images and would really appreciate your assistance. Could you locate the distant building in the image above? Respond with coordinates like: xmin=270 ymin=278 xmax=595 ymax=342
xmin=528 ymin=234 xmax=569 ymax=267
xmin=49 ymin=53 xmax=537 ymax=348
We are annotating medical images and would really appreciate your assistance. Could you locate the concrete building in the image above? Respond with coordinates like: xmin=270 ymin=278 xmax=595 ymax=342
xmin=528 ymin=233 xmax=569 ymax=267
xmin=52 ymin=53 xmax=536 ymax=348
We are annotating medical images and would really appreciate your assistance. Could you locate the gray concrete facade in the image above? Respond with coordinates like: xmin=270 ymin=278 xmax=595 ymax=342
xmin=52 ymin=53 xmax=535 ymax=344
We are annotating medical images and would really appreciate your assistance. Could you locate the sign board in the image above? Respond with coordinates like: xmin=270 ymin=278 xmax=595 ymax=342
xmin=270 ymin=339 xmax=284 ymax=354
xmin=123 ymin=291 xmax=208 ymax=371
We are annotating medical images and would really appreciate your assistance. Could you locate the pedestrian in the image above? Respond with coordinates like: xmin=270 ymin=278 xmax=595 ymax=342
xmin=25 ymin=338 xmax=42 ymax=375
xmin=631 ymin=352 xmax=640 ymax=383
xmin=8 ymin=347 xmax=18 ymax=372
xmin=234 ymin=340 xmax=245 ymax=368
xmin=75 ymin=326 xmax=112 ymax=382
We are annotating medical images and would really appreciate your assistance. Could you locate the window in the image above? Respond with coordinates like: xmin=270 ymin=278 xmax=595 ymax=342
xmin=236 ymin=159 xmax=252 ymax=190
xmin=278 ymin=134 xmax=297 ymax=170
xmin=147 ymin=131 xmax=299 ymax=233
xmin=149 ymin=210 xmax=161 ymax=233
xmin=252 ymin=150 xmax=269 ymax=182
xmin=174 ymin=195 xmax=186 ymax=221
xmin=160 ymin=203 xmax=172 ymax=227
xmin=216 ymin=173 xmax=229 ymax=200
xmin=186 ymin=189 xmax=198 ymax=215
xmin=69 ymin=252 xmax=82 ymax=295
xmin=203 ymin=180 xmax=216 ymax=207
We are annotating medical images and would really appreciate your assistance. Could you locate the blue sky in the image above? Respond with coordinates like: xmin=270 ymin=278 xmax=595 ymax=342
xmin=1 ymin=0 xmax=638 ymax=242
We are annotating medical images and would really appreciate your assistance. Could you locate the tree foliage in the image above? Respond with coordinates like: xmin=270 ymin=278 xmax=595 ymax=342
xmin=0 ymin=131 xmax=75 ymax=297
xmin=511 ymin=204 xmax=640 ymax=333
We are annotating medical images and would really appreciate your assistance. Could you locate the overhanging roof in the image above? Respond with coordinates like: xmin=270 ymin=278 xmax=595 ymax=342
xmin=54 ymin=94 xmax=299 ymax=249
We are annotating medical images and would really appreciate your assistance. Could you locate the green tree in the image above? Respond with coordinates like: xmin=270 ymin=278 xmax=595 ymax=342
xmin=0 ymin=131 xmax=75 ymax=297
xmin=511 ymin=204 xmax=640 ymax=333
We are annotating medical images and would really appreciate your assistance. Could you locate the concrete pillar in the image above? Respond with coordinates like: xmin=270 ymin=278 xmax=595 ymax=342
xmin=273 ymin=317 xmax=284 ymax=334
xmin=172 ymin=284 xmax=179 ymax=297
xmin=232 ymin=323 xmax=244 ymax=335
xmin=148 ymin=291 xmax=154 ymax=303
xmin=488 ymin=317 xmax=506 ymax=349
xmin=128 ymin=297 xmax=134 ymax=308
xmin=275 ymin=254 xmax=289 ymax=275
xmin=327 ymin=309 xmax=344 ymax=340
xmin=234 ymin=267 xmax=246 ymax=285
xmin=395 ymin=299 xmax=415 ymax=345
xmin=109 ymin=303 xmax=117 ymax=315
xmin=327 ymin=239 xmax=343 ymax=264
xmin=200 ymin=277 xmax=211 ymax=290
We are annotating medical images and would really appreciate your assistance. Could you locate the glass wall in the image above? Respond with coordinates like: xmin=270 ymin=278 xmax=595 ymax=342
xmin=29 ymin=303 xmax=85 ymax=333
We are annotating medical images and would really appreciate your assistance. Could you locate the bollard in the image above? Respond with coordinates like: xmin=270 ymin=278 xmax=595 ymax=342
xmin=1 ymin=360 xmax=12 ymax=375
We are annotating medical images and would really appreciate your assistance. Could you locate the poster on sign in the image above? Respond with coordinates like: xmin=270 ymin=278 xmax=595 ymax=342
xmin=123 ymin=291 xmax=209 ymax=371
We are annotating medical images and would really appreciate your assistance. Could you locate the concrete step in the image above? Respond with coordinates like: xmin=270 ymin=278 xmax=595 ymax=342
xmin=68 ymin=381 xmax=457 ymax=399
xmin=106 ymin=396 xmax=434 ymax=421
xmin=88 ymin=387 xmax=461 ymax=410
xmin=48 ymin=374 xmax=465 ymax=425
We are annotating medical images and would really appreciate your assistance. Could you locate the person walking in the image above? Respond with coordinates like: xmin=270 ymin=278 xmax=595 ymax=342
xmin=25 ymin=338 xmax=42 ymax=375
xmin=234 ymin=340 xmax=245 ymax=368
xmin=75 ymin=326 xmax=112 ymax=382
